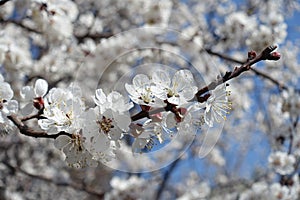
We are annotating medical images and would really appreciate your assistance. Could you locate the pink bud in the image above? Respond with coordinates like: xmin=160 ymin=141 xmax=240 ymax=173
xmin=33 ymin=97 xmax=44 ymax=110
xmin=248 ymin=50 xmax=257 ymax=60
xmin=268 ymin=52 xmax=281 ymax=60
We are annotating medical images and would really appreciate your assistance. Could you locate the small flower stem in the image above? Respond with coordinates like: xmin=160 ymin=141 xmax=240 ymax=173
xmin=21 ymin=109 xmax=45 ymax=121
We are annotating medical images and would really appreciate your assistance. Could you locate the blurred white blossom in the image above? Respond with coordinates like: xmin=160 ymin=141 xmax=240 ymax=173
xmin=0 ymin=74 xmax=18 ymax=123
xmin=268 ymin=151 xmax=295 ymax=175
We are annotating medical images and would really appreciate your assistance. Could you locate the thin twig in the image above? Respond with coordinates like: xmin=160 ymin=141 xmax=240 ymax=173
xmin=205 ymin=48 xmax=288 ymax=90
xmin=155 ymin=158 xmax=181 ymax=200
xmin=1 ymin=19 xmax=112 ymax=42
xmin=196 ymin=45 xmax=280 ymax=97
xmin=21 ymin=109 xmax=45 ymax=121
xmin=0 ymin=19 xmax=42 ymax=34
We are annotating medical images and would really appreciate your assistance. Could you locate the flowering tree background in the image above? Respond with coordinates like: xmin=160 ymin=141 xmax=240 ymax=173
xmin=0 ymin=0 xmax=300 ymax=199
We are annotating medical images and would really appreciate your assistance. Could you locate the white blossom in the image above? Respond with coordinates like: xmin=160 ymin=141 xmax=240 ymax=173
xmin=204 ymin=85 xmax=232 ymax=127
xmin=152 ymin=70 xmax=198 ymax=106
xmin=83 ymin=89 xmax=132 ymax=160
xmin=38 ymin=85 xmax=85 ymax=134
xmin=30 ymin=0 xmax=78 ymax=41
xmin=54 ymin=134 xmax=98 ymax=168
xmin=268 ymin=151 xmax=296 ymax=175
xmin=125 ymin=74 xmax=165 ymax=107
xmin=0 ymin=75 xmax=18 ymax=123
xmin=143 ymin=0 xmax=172 ymax=27
xmin=130 ymin=117 xmax=165 ymax=153
xmin=269 ymin=183 xmax=298 ymax=200
xmin=281 ymin=88 xmax=300 ymax=120
xmin=106 ymin=176 xmax=156 ymax=200
xmin=20 ymin=79 xmax=48 ymax=115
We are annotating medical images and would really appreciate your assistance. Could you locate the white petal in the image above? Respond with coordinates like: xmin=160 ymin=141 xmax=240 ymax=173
xmin=94 ymin=89 xmax=107 ymax=106
xmin=87 ymin=132 xmax=110 ymax=153
xmin=21 ymin=103 xmax=35 ymax=116
xmin=114 ymin=112 xmax=131 ymax=131
xmin=6 ymin=100 xmax=18 ymax=114
xmin=188 ymin=102 xmax=205 ymax=112
xmin=165 ymin=112 xmax=176 ymax=128
xmin=132 ymin=138 xmax=148 ymax=152
xmin=54 ymin=135 xmax=70 ymax=150
xmin=34 ymin=79 xmax=48 ymax=97
xmin=152 ymin=70 xmax=170 ymax=87
xmin=0 ymin=112 xmax=5 ymax=123
xmin=109 ymin=127 xmax=123 ymax=141
xmin=168 ymin=96 xmax=180 ymax=105
xmin=125 ymin=83 xmax=137 ymax=96
xmin=180 ymin=86 xmax=198 ymax=101
xmin=133 ymin=74 xmax=150 ymax=88
xmin=107 ymin=91 xmax=122 ymax=104
xmin=64 ymin=145 xmax=80 ymax=165
xmin=0 ymin=82 xmax=13 ymax=100
xmin=172 ymin=70 xmax=195 ymax=92
xmin=20 ymin=86 xmax=35 ymax=100
xmin=204 ymin=109 xmax=213 ymax=127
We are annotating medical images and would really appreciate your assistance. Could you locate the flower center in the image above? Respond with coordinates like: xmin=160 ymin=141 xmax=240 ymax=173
xmin=140 ymin=87 xmax=155 ymax=104
xmin=72 ymin=133 xmax=83 ymax=152
xmin=97 ymin=116 xmax=114 ymax=134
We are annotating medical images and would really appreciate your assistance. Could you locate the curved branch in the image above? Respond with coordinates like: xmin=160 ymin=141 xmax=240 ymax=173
xmin=7 ymin=114 xmax=72 ymax=139
xmin=155 ymin=158 xmax=181 ymax=200
xmin=205 ymin=48 xmax=287 ymax=90
xmin=196 ymin=45 xmax=280 ymax=97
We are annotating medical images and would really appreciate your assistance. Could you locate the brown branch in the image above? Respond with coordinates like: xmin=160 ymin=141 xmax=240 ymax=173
xmin=250 ymin=68 xmax=287 ymax=90
xmin=7 ymin=114 xmax=72 ymax=139
xmin=155 ymin=157 xmax=181 ymax=200
xmin=0 ymin=0 xmax=11 ymax=6
xmin=205 ymin=48 xmax=287 ymax=90
xmin=0 ymin=18 xmax=113 ymax=43
xmin=196 ymin=45 xmax=281 ymax=97
xmin=75 ymin=32 xmax=113 ymax=43
xmin=21 ymin=109 xmax=45 ymax=121
xmin=0 ymin=19 xmax=42 ymax=34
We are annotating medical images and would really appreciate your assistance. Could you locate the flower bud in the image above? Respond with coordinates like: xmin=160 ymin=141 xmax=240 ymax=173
xmin=268 ymin=52 xmax=281 ymax=60
xmin=33 ymin=97 xmax=44 ymax=110
xmin=248 ymin=50 xmax=257 ymax=60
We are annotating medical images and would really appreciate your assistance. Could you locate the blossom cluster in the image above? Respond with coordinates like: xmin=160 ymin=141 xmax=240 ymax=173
xmin=2 ymin=69 xmax=231 ymax=167
xmin=1 ymin=0 xmax=299 ymax=198
xmin=0 ymin=74 xmax=18 ymax=132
